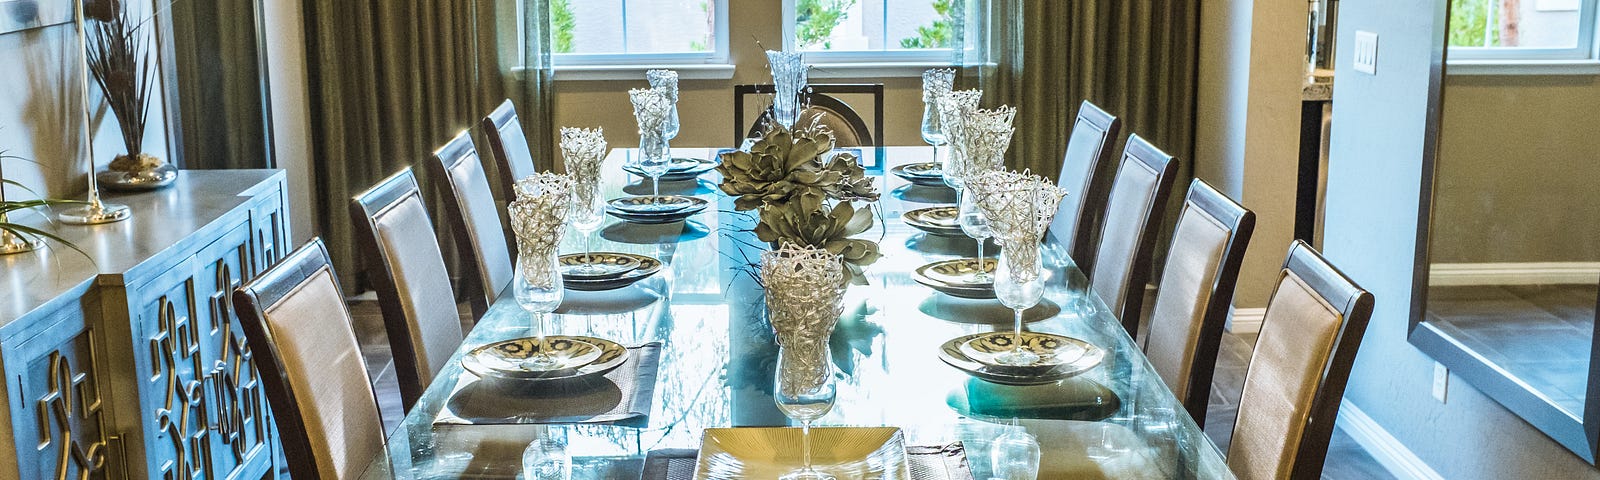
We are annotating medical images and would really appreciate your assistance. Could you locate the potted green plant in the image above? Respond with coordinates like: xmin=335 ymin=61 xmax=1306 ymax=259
xmin=88 ymin=0 xmax=174 ymax=191
xmin=1 ymin=144 xmax=87 ymax=256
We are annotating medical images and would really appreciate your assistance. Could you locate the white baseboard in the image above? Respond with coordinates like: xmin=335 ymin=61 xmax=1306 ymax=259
xmin=1429 ymin=262 xmax=1600 ymax=286
xmin=1226 ymin=306 xmax=1265 ymax=334
xmin=1337 ymin=399 xmax=1445 ymax=480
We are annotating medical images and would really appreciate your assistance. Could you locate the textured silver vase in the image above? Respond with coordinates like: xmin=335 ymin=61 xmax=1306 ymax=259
xmin=762 ymin=245 xmax=845 ymax=396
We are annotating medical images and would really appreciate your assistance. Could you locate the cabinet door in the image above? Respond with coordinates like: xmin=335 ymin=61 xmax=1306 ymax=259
xmin=249 ymin=185 xmax=288 ymax=276
xmin=195 ymin=222 xmax=275 ymax=479
xmin=3 ymin=304 xmax=112 ymax=480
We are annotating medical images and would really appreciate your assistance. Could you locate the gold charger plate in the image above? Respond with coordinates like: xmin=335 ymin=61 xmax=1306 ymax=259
xmin=902 ymin=206 xmax=964 ymax=237
xmin=559 ymin=252 xmax=640 ymax=280
xmin=938 ymin=332 xmax=1106 ymax=385
xmin=916 ymin=258 xmax=996 ymax=287
xmin=694 ymin=427 xmax=910 ymax=480
xmin=563 ymin=253 xmax=663 ymax=291
xmin=461 ymin=335 xmax=629 ymax=381
xmin=891 ymin=162 xmax=947 ymax=186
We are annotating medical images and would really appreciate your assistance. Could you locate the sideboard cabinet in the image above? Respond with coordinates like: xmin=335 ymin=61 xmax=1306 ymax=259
xmin=0 ymin=170 xmax=289 ymax=480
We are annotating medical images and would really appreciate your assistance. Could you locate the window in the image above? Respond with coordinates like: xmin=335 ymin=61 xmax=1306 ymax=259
xmin=1449 ymin=0 xmax=1600 ymax=71
xmin=550 ymin=0 xmax=728 ymax=66
xmin=782 ymin=0 xmax=970 ymax=65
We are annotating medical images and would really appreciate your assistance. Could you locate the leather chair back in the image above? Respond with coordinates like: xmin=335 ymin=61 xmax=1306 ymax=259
xmin=1144 ymin=179 xmax=1255 ymax=425
xmin=232 ymin=239 xmax=384 ymax=480
xmin=746 ymin=93 xmax=874 ymax=148
xmin=1049 ymin=101 xmax=1121 ymax=274
xmin=1089 ymin=134 xmax=1179 ymax=338
xmin=349 ymin=169 xmax=466 ymax=412
xmin=427 ymin=130 xmax=514 ymax=320
xmin=1228 ymin=241 xmax=1374 ymax=480
xmin=482 ymin=99 xmax=538 ymax=204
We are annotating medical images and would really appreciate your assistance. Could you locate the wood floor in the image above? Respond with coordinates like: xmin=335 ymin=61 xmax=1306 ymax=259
xmin=347 ymin=298 xmax=1393 ymax=478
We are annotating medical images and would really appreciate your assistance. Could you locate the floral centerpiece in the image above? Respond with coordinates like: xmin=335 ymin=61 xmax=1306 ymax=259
xmin=717 ymin=118 xmax=881 ymax=284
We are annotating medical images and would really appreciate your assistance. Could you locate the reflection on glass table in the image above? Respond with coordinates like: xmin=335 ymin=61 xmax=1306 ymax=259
xmin=359 ymin=147 xmax=1233 ymax=479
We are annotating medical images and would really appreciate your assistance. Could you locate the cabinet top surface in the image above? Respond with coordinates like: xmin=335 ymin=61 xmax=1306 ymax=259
xmin=0 ymin=169 xmax=285 ymax=334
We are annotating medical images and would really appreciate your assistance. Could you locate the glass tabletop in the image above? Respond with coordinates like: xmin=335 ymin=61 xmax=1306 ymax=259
xmin=360 ymin=147 xmax=1233 ymax=479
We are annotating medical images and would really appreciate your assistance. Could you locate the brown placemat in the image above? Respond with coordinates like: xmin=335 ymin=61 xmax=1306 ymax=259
xmin=641 ymin=442 xmax=972 ymax=480
xmin=433 ymin=342 xmax=661 ymax=428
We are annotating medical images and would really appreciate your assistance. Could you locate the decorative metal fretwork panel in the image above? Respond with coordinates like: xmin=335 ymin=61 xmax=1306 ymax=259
xmin=15 ymin=327 xmax=109 ymax=480
xmin=251 ymin=195 xmax=287 ymax=276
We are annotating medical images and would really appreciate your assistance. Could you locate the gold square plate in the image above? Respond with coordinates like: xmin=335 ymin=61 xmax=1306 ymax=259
xmin=694 ymin=427 xmax=910 ymax=479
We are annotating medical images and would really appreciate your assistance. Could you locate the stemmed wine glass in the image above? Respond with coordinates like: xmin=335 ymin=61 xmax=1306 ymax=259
xmin=523 ymin=437 xmax=572 ymax=480
xmin=774 ymin=345 xmax=838 ymax=480
xmin=990 ymin=422 xmax=1042 ymax=480
xmin=513 ymin=251 xmax=565 ymax=370
xmin=921 ymin=68 xmax=954 ymax=181
xmin=629 ymin=87 xmax=673 ymax=206
xmin=568 ymin=184 xmax=605 ymax=269
xmin=648 ymin=70 xmax=680 ymax=142
xmin=993 ymin=242 xmax=1045 ymax=366
xmin=958 ymin=188 xmax=993 ymax=282
xmin=921 ymin=102 xmax=945 ymax=167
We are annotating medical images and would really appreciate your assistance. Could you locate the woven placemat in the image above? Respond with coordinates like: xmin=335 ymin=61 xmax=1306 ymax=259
xmin=641 ymin=442 xmax=972 ymax=480
xmin=433 ymin=342 xmax=661 ymax=428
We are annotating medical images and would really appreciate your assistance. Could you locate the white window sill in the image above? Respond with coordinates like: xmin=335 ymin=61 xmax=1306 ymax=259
xmin=1447 ymin=59 xmax=1600 ymax=75
xmin=549 ymin=64 xmax=736 ymax=81
xmin=807 ymin=61 xmax=958 ymax=79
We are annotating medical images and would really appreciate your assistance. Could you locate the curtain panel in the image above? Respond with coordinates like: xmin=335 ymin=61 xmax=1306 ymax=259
xmin=303 ymin=0 xmax=554 ymax=292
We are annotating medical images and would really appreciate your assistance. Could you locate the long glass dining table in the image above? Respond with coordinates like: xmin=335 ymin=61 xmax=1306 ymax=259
xmin=359 ymin=146 xmax=1233 ymax=479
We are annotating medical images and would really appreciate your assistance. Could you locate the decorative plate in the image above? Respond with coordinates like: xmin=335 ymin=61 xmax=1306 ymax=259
xmin=461 ymin=335 xmax=629 ymax=381
xmin=606 ymin=196 xmax=710 ymax=224
xmin=694 ymin=427 xmax=910 ymax=480
xmin=902 ymin=206 xmax=965 ymax=237
xmin=559 ymin=252 xmax=641 ymax=280
xmin=564 ymin=254 xmax=664 ymax=291
xmin=938 ymin=332 xmax=1106 ymax=385
xmin=917 ymin=258 xmax=996 ymax=287
xmin=623 ymin=157 xmax=719 ymax=182
xmin=890 ymin=163 xmax=948 ymax=187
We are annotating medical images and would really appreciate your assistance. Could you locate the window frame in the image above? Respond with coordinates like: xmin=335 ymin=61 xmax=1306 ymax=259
xmin=1448 ymin=0 xmax=1600 ymax=74
xmin=778 ymin=0 xmax=971 ymax=71
xmin=548 ymin=0 xmax=732 ymax=68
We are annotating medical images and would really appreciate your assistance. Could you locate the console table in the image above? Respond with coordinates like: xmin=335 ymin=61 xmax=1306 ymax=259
xmin=0 ymin=170 xmax=289 ymax=479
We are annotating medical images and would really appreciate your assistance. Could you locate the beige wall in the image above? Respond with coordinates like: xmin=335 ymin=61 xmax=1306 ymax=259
xmin=0 ymin=0 xmax=168 ymax=201
xmin=261 ymin=0 xmax=316 ymax=244
xmin=1430 ymin=74 xmax=1600 ymax=264
xmin=551 ymin=1 xmax=926 ymax=151
xmin=1194 ymin=0 xmax=1305 ymax=308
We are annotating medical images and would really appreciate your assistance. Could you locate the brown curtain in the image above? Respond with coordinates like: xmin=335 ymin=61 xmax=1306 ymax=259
xmin=302 ymin=0 xmax=554 ymax=292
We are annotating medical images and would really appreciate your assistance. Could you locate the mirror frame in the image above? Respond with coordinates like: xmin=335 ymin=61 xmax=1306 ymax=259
xmin=1407 ymin=0 xmax=1600 ymax=464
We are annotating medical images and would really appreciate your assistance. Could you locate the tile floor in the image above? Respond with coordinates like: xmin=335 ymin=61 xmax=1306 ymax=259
xmin=1424 ymin=284 xmax=1597 ymax=416
xmin=347 ymin=298 xmax=1394 ymax=479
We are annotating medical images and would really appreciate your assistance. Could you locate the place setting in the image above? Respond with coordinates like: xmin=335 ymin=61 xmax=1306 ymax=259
xmin=604 ymin=87 xmax=711 ymax=226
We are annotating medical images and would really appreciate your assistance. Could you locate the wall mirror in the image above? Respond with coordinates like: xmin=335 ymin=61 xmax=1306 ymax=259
xmin=1411 ymin=0 xmax=1600 ymax=463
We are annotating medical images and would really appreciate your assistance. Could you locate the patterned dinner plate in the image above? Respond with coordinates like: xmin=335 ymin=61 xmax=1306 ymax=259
xmin=890 ymin=162 xmax=948 ymax=187
xmin=461 ymin=335 xmax=627 ymax=381
xmin=606 ymin=196 xmax=710 ymax=224
xmin=938 ymin=332 xmax=1106 ymax=385
xmin=916 ymin=258 xmax=996 ymax=287
xmin=559 ymin=252 xmax=640 ymax=280
xmin=563 ymin=253 xmax=663 ymax=291
xmin=902 ymin=206 xmax=965 ymax=237
xmin=623 ymin=157 xmax=719 ymax=181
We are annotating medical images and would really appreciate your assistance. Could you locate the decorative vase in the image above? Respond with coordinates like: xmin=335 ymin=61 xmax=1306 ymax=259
xmin=98 ymin=153 xmax=176 ymax=192
xmin=762 ymin=245 xmax=846 ymax=394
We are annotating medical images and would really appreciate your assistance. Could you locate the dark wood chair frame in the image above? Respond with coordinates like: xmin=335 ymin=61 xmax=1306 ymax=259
xmin=733 ymin=83 xmax=885 ymax=160
xmin=1154 ymin=178 xmax=1256 ymax=425
xmin=482 ymin=99 xmax=534 ymax=217
xmin=348 ymin=168 xmax=444 ymax=412
xmin=1244 ymin=240 xmax=1375 ymax=479
xmin=1050 ymin=100 xmax=1123 ymax=276
xmin=232 ymin=239 xmax=382 ymax=480
xmin=1102 ymin=134 xmax=1180 ymax=338
xmin=426 ymin=130 xmax=500 ymax=320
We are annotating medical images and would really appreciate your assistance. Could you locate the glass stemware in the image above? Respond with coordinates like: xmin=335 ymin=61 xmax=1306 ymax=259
xmin=647 ymin=69 xmax=680 ymax=141
xmin=629 ymin=88 xmax=673 ymax=202
xmin=513 ymin=251 xmax=565 ymax=370
xmin=921 ymin=69 xmax=954 ymax=180
xmin=569 ymin=187 xmax=605 ymax=268
xmin=522 ymin=437 xmax=572 ymax=480
xmin=958 ymin=188 xmax=993 ymax=282
xmin=560 ymin=127 xmax=607 ymax=270
xmin=920 ymin=100 xmax=946 ymax=166
xmin=994 ymin=243 xmax=1045 ymax=366
xmin=774 ymin=344 xmax=838 ymax=480
xmin=990 ymin=424 xmax=1042 ymax=480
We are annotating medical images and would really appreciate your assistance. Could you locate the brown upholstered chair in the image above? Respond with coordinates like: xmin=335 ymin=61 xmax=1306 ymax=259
xmin=1227 ymin=240 xmax=1374 ymax=480
xmin=349 ymin=169 xmax=466 ymax=412
xmin=1088 ymin=134 xmax=1179 ymax=338
xmin=1143 ymin=178 xmax=1255 ymax=425
xmin=734 ymin=84 xmax=885 ymax=153
xmin=232 ymin=239 xmax=385 ymax=479
xmin=1048 ymin=100 xmax=1122 ymax=275
xmin=482 ymin=99 xmax=538 ymax=207
xmin=427 ymin=130 xmax=514 ymax=320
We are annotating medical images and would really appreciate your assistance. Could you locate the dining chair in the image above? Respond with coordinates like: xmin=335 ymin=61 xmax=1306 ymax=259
xmin=1228 ymin=240 xmax=1374 ymax=480
xmin=1143 ymin=178 xmax=1255 ymax=425
xmin=349 ymin=168 xmax=466 ymax=412
xmin=232 ymin=239 xmax=385 ymax=479
xmin=1089 ymin=134 xmax=1179 ymax=339
xmin=482 ymin=99 xmax=538 ymax=203
xmin=1047 ymin=100 xmax=1122 ymax=275
xmin=733 ymin=84 xmax=885 ymax=157
xmin=427 ymin=130 xmax=514 ymax=321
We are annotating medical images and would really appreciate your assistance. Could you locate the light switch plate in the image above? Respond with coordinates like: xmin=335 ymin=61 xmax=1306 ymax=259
xmin=1354 ymin=31 xmax=1379 ymax=75
xmin=1433 ymin=362 xmax=1449 ymax=402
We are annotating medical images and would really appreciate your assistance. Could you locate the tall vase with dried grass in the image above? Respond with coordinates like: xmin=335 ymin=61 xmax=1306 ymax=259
xmin=89 ymin=0 xmax=174 ymax=192
xmin=55 ymin=0 xmax=131 ymax=225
